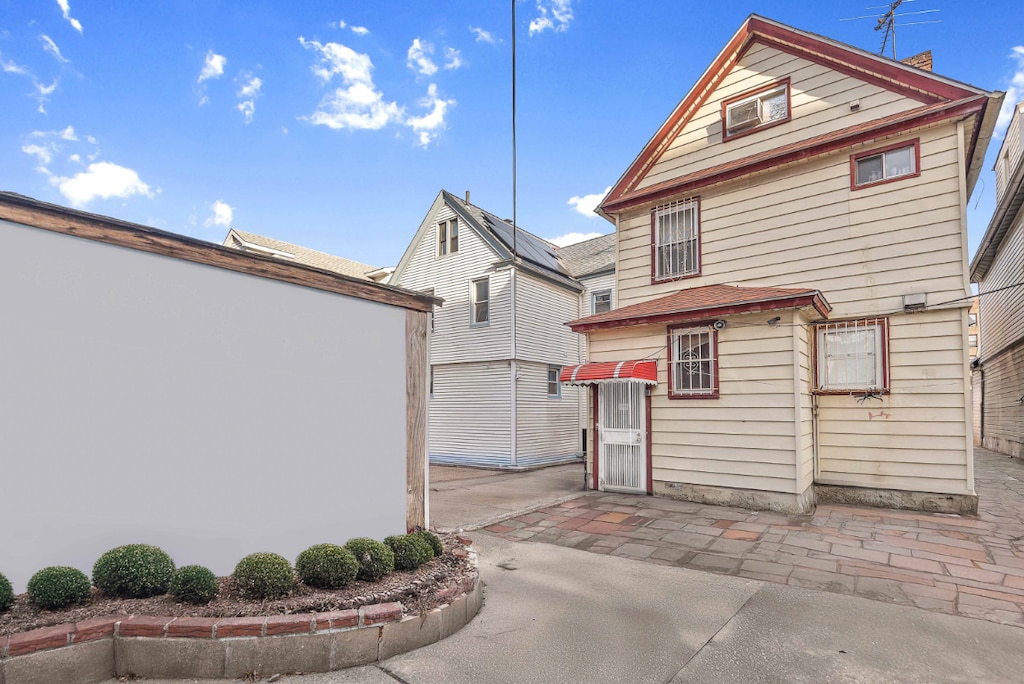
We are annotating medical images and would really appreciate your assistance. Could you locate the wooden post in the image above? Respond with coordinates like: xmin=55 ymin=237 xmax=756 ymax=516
xmin=406 ymin=309 xmax=428 ymax=531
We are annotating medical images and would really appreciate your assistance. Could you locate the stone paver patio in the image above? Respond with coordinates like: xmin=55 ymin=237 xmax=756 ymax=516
xmin=484 ymin=447 xmax=1024 ymax=627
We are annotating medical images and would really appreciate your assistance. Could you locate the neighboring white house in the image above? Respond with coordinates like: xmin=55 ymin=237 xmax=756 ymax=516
xmin=562 ymin=15 xmax=1002 ymax=515
xmin=391 ymin=190 xmax=614 ymax=468
xmin=971 ymin=100 xmax=1024 ymax=458
xmin=0 ymin=191 xmax=434 ymax=592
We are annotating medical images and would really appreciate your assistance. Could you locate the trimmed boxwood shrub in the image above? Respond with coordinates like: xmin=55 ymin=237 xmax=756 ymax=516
xmin=92 ymin=544 xmax=175 ymax=598
xmin=385 ymin=534 xmax=434 ymax=571
xmin=0 ymin=571 xmax=14 ymax=612
xmin=233 ymin=553 xmax=293 ymax=599
xmin=344 ymin=538 xmax=395 ymax=581
xmin=296 ymin=544 xmax=358 ymax=589
xmin=27 ymin=566 xmax=91 ymax=610
xmin=414 ymin=530 xmax=443 ymax=558
xmin=169 ymin=565 xmax=219 ymax=604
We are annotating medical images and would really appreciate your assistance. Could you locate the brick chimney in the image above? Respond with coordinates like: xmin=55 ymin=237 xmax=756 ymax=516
xmin=901 ymin=50 xmax=933 ymax=72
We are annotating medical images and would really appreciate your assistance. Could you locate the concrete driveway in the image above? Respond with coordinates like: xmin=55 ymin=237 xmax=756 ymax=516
xmin=165 ymin=533 xmax=1024 ymax=684
xmin=428 ymin=463 xmax=585 ymax=532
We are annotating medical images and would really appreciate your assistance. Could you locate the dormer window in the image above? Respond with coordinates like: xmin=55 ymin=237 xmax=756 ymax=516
xmin=438 ymin=219 xmax=459 ymax=256
xmin=722 ymin=79 xmax=790 ymax=140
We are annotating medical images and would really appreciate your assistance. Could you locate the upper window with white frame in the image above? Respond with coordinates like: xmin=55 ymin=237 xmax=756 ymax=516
xmin=653 ymin=198 xmax=700 ymax=281
xmin=438 ymin=219 xmax=459 ymax=256
xmin=815 ymin=319 xmax=888 ymax=392
xmin=592 ymin=289 xmax=612 ymax=314
xmin=470 ymin=276 xmax=489 ymax=326
xmin=668 ymin=325 xmax=718 ymax=398
xmin=851 ymin=141 xmax=919 ymax=189
xmin=722 ymin=79 xmax=790 ymax=139
xmin=547 ymin=365 xmax=561 ymax=398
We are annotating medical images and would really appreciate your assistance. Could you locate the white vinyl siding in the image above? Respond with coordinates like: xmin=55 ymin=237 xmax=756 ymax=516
xmin=588 ymin=316 xmax=799 ymax=495
xmin=639 ymin=43 xmax=920 ymax=190
xmin=428 ymin=361 xmax=511 ymax=466
xmin=976 ymin=172 xmax=1024 ymax=458
xmin=616 ymin=126 xmax=967 ymax=318
xmin=395 ymin=204 xmax=511 ymax=365
xmin=994 ymin=103 xmax=1023 ymax=203
xmin=815 ymin=309 xmax=971 ymax=494
xmin=515 ymin=271 xmax=581 ymax=366
xmin=517 ymin=361 xmax=581 ymax=465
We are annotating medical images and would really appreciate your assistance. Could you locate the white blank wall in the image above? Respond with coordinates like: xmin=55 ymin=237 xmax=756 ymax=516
xmin=0 ymin=220 xmax=408 ymax=592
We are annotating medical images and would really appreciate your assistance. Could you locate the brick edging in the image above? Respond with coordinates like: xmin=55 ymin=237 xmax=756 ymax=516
xmin=0 ymin=545 xmax=481 ymax=681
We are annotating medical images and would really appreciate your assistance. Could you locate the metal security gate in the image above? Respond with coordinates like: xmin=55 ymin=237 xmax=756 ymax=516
xmin=598 ymin=381 xmax=647 ymax=493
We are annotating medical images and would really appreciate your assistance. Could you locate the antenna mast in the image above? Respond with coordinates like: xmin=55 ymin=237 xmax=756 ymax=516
xmin=840 ymin=0 xmax=941 ymax=61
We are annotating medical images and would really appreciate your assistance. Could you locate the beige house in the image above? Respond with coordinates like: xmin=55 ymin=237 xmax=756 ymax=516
xmin=562 ymin=16 xmax=1002 ymax=514
xmin=223 ymin=228 xmax=392 ymax=282
xmin=971 ymin=100 xmax=1024 ymax=458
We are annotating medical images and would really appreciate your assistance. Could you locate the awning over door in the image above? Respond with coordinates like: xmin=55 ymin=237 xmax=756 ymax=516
xmin=559 ymin=360 xmax=658 ymax=386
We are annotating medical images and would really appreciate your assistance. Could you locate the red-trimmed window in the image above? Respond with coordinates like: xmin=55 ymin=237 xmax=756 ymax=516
xmin=851 ymin=141 xmax=920 ymax=189
xmin=722 ymin=79 xmax=790 ymax=140
xmin=668 ymin=324 xmax=718 ymax=398
xmin=814 ymin=318 xmax=889 ymax=392
xmin=653 ymin=198 xmax=700 ymax=281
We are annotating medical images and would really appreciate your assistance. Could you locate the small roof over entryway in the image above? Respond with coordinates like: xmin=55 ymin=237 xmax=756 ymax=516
xmin=566 ymin=284 xmax=831 ymax=332
xmin=560 ymin=360 xmax=659 ymax=386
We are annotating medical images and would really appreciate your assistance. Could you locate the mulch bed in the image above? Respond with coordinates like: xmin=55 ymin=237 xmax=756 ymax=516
xmin=1 ymin=534 xmax=475 ymax=636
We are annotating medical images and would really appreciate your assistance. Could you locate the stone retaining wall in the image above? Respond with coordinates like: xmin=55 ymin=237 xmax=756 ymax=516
xmin=0 ymin=576 xmax=481 ymax=683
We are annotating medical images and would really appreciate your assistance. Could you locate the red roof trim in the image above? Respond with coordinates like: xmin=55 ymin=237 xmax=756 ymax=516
xmin=601 ymin=16 xmax=982 ymax=213
xmin=602 ymin=96 xmax=985 ymax=214
xmin=568 ymin=292 xmax=831 ymax=333
xmin=559 ymin=360 xmax=659 ymax=385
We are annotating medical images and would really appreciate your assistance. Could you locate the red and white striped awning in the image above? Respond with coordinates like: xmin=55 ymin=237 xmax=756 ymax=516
xmin=559 ymin=360 xmax=658 ymax=386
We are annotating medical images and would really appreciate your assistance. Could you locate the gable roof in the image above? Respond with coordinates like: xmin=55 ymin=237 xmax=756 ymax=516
xmin=224 ymin=229 xmax=380 ymax=281
xmin=0 ymin=191 xmax=437 ymax=313
xmin=556 ymin=233 xmax=616 ymax=278
xmin=971 ymin=101 xmax=1024 ymax=281
xmin=601 ymin=15 xmax=1002 ymax=216
xmin=391 ymin=190 xmax=583 ymax=292
xmin=567 ymin=284 xmax=830 ymax=332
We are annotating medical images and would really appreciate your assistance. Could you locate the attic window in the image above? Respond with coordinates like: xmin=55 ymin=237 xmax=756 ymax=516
xmin=438 ymin=219 xmax=459 ymax=256
xmin=851 ymin=140 xmax=920 ymax=189
xmin=722 ymin=79 xmax=790 ymax=139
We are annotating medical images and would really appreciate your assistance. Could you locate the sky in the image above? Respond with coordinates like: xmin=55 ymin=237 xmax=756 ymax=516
xmin=1 ymin=1 xmax=1022 ymax=270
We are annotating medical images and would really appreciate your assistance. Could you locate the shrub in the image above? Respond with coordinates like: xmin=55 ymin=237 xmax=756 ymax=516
xmin=385 ymin=534 xmax=434 ymax=571
xmin=233 ymin=553 xmax=293 ymax=599
xmin=414 ymin=530 xmax=443 ymax=558
xmin=92 ymin=544 xmax=175 ymax=598
xmin=344 ymin=538 xmax=395 ymax=581
xmin=169 ymin=565 xmax=219 ymax=604
xmin=27 ymin=566 xmax=91 ymax=610
xmin=0 ymin=571 xmax=14 ymax=612
xmin=296 ymin=544 xmax=358 ymax=589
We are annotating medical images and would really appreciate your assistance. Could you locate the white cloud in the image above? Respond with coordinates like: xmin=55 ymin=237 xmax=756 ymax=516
xmin=52 ymin=161 xmax=154 ymax=206
xmin=470 ymin=26 xmax=496 ymax=44
xmin=203 ymin=200 xmax=234 ymax=228
xmin=1 ymin=51 xmax=28 ymax=74
xmin=443 ymin=47 xmax=463 ymax=70
xmin=59 ymin=125 xmax=77 ymax=141
xmin=236 ymin=73 xmax=262 ymax=123
xmin=337 ymin=19 xmax=370 ymax=35
xmin=996 ymin=46 xmax=1024 ymax=135
xmin=529 ymin=0 xmax=574 ymax=35
xmin=547 ymin=232 xmax=604 ymax=247
xmin=69 ymin=153 xmax=80 ymax=162
xmin=198 ymin=51 xmax=227 ymax=83
xmin=40 ymin=35 xmax=68 ymax=64
xmin=35 ymin=79 xmax=58 ymax=113
xmin=568 ymin=186 xmax=611 ymax=218
xmin=405 ymin=83 xmax=454 ymax=147
xmin=299 ymin=37 xmax=403 ymax=131
xmin=56 ymin=0 xmax=83 ymax=33
xmin=407 ymin=38 xmax=438 ymax=76
xmin=22 ymin=143 xmax=53 ymax=166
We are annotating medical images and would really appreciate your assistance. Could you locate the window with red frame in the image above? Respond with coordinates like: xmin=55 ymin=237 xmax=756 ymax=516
xmin=669 ymin=325 xmax=718 ymax=397
xmin=852 ymin=143 xmax=918 ymax=188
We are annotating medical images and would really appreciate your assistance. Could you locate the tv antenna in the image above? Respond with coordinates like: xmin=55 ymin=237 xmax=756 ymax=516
xmin=840 ymin=0 xmax=941 ymax=60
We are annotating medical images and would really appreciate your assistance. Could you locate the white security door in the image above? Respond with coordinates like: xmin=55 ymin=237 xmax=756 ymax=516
xmin=598 ymin=381 xmax=647 ymax=494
